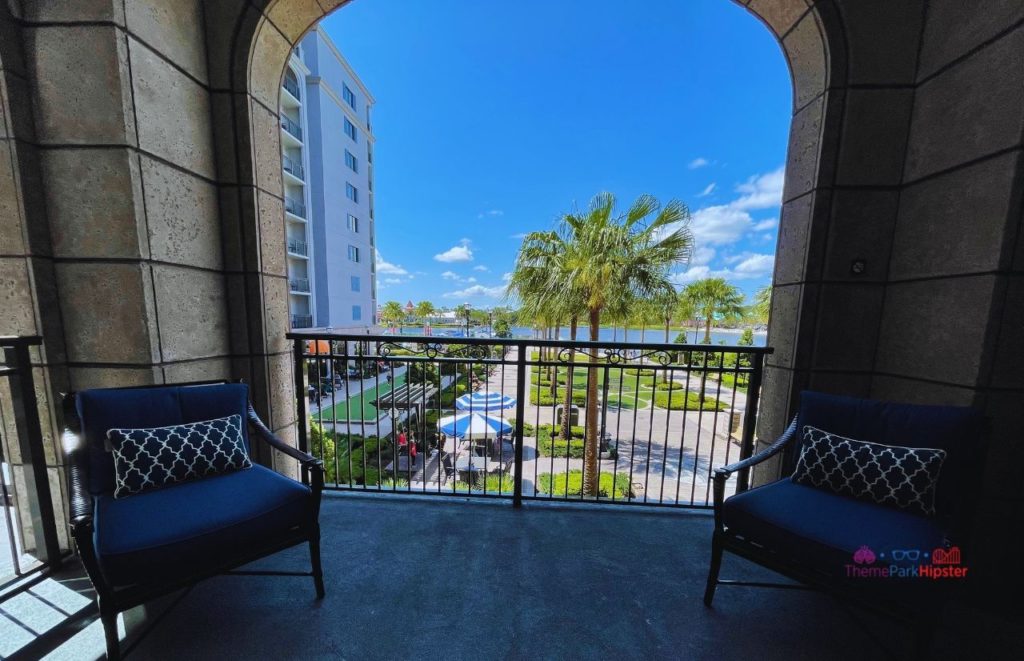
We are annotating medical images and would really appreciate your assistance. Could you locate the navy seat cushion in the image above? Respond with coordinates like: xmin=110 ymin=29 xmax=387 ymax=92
xmin=77 ymin=383 xmax=251 ymax=495
xmin=94 ymin=465 xmax=310 ymax=587
xmin=792 ymin=391 xmax=981 ymax=519
xmin=723 ymin=480 xmax=946 ymax=579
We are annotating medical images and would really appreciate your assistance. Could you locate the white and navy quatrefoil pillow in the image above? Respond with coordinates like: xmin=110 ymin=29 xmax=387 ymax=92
xmin=792 ymin=425 xmax=946 ymax=517
xmin=107 ymin=415 xmax=251 ymax=498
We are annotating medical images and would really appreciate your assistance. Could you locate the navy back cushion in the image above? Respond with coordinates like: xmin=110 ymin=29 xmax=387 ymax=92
xmin=792 ymin=391 xmax=981 ymax=519
xmin=77 ymin=383 xmax=251 ymax=495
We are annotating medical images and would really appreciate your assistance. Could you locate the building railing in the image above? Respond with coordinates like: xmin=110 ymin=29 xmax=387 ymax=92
xmin=0 ymin=336 xmax=62 ymax=592
xmin=283 ymin=77 xmax=301 ymax=101
xmin=282 ymin=155 xmax=305 ymax=180
xmin=289 ymin=278 xmax=310 ymax=293
xmin=287 ymin=332 xmax=771 ymax=509
xmin=285 ymin=197 xmax=306 ymax=218
xmin=291 ymin=315 xmax=314 ymax=329
xmin=280 ymin=114 xmax=303 ymax=141
xmin=287 ymin=238 xmax=308 ymax=256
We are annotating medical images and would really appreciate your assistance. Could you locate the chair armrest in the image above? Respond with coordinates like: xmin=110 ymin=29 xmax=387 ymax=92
xmin=246 ymin=404 xmax=323 ymax=474
xmin=715 ymin=417 xmax=798 ymax=480
xmin=61 ymin=395 xmax=94 ymax=533
xmin=711 ymin=417 xmax=797 ymax=529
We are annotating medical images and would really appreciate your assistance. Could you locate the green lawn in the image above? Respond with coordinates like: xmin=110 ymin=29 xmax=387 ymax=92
xmin=316 ymin=373 xmax=408 ymax=421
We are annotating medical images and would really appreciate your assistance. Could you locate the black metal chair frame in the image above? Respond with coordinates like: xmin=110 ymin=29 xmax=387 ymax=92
xmin=63 ymin=380 xmax=325 ymax=660
xmin=703 ymin=417 xmax=951 ymax=660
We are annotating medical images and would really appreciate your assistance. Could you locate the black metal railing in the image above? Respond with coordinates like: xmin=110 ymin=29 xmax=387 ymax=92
xmin=285 ymin=197 xmax=306 ymax=218
xmin=1 ymin=336 xmax=62 ymax=591
xmin=282 ymin=154 xmax=305 ymax=180
xmin=289 ymin=278 xmax=310 ymax=293
xmin=287 ymin=332 xmax=771 ymax=509
xmin=280 ymin=114 xmax=303 ymax=141
xmin=291 ymin=315 xmax=314 ymax=329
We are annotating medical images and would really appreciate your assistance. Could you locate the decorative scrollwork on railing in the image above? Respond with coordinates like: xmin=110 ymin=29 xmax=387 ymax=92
xmin=598 ymin=347 xmax=677 ymax=366
xmin=377 ymin=341 xmax=498 ymax=360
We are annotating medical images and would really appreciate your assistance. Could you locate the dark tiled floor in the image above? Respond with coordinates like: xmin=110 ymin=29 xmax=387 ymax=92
xmin=24 ymin=494 xmax=1024 ymax=660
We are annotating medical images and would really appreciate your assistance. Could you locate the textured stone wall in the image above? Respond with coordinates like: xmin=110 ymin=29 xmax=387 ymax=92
xmin=744 ymin=0 xmax=1024 ymax=601
xmin=0 ymin=0 xmax=1020 ymax=598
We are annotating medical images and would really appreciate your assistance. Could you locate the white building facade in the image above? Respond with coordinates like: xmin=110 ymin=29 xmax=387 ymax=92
xmin=281 ymin=28 xmax=377 ymax=331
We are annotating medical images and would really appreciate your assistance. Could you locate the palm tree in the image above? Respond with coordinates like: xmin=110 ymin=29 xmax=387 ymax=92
xmin=752 ymin=285 xmax=772 ymax=325
xmin=515 ymin=193 xmax=693 ymax=495
xmin=683 ymin=278 xmax=744 ymax=344
xmin=380 ymin=301 xmax=405 ymax=332
xmin=414 ymin=300 xmax=435 ymax=327
xmin=682 ymin=278 xmax=743 ymax=401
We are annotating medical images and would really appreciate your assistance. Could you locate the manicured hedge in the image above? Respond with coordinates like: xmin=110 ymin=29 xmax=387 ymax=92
xmin=652 ymin=391 xmax=725 ymax=411
xmin=537 ymin=470 xmax=632 ymax=498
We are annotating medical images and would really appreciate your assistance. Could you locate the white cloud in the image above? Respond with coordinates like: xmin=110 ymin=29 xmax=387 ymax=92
xmin=688 ymin=157 xmax=710 ymax=170
xmin=473 ymin=265 xmax=489 ymax=272
xmin=375 ymin=250 xmax=408 ymax=276
xmin=690 ymin=205 xmax=754 ymax=245
xmin=441 ymin=271 xmax=459 ymax=280
xmin=732 ymin=167 xmax=785 ymax=211
xmin=698 ymin=182 xmax=716 ymax=197
xmin=671 ymin=253 xmax=774 ymax=285
xmin=692 ymin=246 xmax=716 ymax=266
xmin=443 ymin=284 xmax=506 ymax=299
xmin=466 ymin=276 xmax=477 ymax=283
xmin=477 ymin=209 xmax=504 ymax=219
xmin=501 ymin=272 xmax=513 ymax=282
xmin=383 ymin=277 xmax=403 ymax=285
xmin=733 ymin=253 xmax=775 ymax=276
xmin=510 ymin=232 xmax=528 ymax=240
xmin=753 ymin=218 xmax=778 ymax=231
xmin=434 ymin=239 xmax=474 ymax=263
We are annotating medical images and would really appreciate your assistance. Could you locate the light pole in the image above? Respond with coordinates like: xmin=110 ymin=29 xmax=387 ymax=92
xmin=462 ymin=302 xmax=472 ymax=337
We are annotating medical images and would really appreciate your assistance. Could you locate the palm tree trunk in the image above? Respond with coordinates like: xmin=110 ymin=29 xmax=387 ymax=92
xmin=640 ymin=322 xmax=646 ymax=344
xmin=550 ymin=323 xmax=561 ymax=398
xmin=561 ymin=316 xmax=578 ymax=442
xmin=663 ymin=317 xmax=671 ymax=382
xmin=704 ymin=314 xmax=713 ymax=344
xmin=583 ymin=308 xmax=601 ymax=497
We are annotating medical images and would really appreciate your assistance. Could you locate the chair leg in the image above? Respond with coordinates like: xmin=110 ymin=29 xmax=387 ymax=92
xmin=309 ymin=527 xmax=325 ymax=599
xmin=703 ymin=533 xmax=724 ymax=607
xmin=98 ymin=602 xmax=120 ymax=660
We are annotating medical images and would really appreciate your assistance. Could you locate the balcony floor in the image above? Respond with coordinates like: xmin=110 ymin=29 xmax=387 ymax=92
xmin=29 ymin=495 xmax=1023 ymax=660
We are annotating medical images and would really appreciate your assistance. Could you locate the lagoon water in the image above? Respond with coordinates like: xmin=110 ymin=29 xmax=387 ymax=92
xmin=387 ymin=325 xmax=768 ymax=347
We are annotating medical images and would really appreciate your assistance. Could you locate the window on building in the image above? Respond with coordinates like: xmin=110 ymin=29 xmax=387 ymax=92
xmin=345 ymin=149 xmax=358 ymax=173
xmin=344 ymin=118 xmax=357 ymax=141
xmin=343 ymin=84 xmax=356 ymax=109
xmin=346 ymin=183 xmax=358 ymax=203
xmin=348 ymin=245 xmax=360 ymax=262
xmin=351 ymin=276 xmax=360 ymax=292
xmin=347 ymin=214 xmax=359 ymax=232
xmin=352 ymin=305 xmax=362 ymax=321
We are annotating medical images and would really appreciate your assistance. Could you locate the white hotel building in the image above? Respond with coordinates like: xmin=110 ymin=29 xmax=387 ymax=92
xmin=280 ymin=27 xmax=377 ymax=331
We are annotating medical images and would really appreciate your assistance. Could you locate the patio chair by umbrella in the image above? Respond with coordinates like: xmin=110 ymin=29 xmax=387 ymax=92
xmin=438 ymin=412 xmax=512 ymax=439
xmin=455 ymin=392 xmax=516 ymax=412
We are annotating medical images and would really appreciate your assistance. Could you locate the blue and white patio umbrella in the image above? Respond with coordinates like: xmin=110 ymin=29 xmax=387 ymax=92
xmin=437 ymin=412 xmax=513 ymax=440
xmin=454 ymin=391 xmax=517 ymax=412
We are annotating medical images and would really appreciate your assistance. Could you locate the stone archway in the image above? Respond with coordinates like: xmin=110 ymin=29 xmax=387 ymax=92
xmin=214 ymin=0 xmax=835 ymax=473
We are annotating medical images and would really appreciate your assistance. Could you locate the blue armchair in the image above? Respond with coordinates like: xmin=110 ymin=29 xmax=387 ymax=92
xmin=63 ymin=381 xmax=324 ymax=660
xmin=704 ymin=391 xmax=983 ymax=658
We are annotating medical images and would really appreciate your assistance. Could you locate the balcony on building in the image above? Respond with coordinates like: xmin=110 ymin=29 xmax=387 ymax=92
xmin=282 ymin=154 xmax=305 ymax=182
xmin=284 ymin=197 xmax=306 ymax=219
xmin=290 ymin=314 xmax=314 ymax=329
xmin=287 ymin=238 xmax=308 ymax=257
xmin=280 ymin=113 xmax=303 ymax=144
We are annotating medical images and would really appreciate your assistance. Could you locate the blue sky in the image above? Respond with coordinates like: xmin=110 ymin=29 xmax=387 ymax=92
xmin=321 ymin=0 xmax=791 ymax=308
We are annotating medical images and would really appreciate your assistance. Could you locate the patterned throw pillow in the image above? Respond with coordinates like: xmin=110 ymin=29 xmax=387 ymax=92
xmin=107 ymin=415 xmax=252 ymax=498
xmin=792 ymin=425 xmax=946 ymax=517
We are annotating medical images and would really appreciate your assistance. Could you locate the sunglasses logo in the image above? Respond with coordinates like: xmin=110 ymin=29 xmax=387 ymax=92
xmin=891 ymin=549 xmax=921 ymax=561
